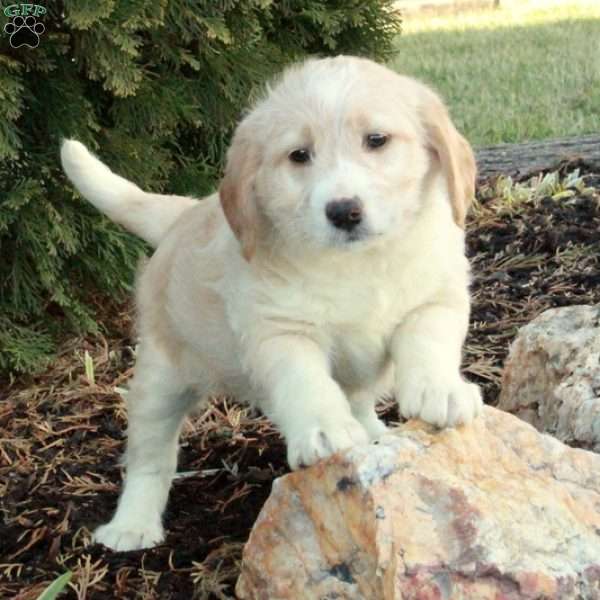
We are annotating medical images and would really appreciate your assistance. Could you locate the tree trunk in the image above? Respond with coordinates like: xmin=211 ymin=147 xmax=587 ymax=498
xmin=475 ymin=134 xmax=600 ymax=179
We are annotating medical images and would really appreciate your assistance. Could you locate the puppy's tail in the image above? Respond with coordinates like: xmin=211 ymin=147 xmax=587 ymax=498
xmin=60 ymin=140 xmax=197 ymax=248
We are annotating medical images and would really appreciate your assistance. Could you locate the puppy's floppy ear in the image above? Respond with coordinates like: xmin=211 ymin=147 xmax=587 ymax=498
xmin=219 ymin=124 xmax=261 ymax=261
xmin=420 ymin=88 xmax=477 ymax=228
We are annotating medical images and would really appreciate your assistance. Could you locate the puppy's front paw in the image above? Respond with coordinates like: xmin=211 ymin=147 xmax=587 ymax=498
xmin=396 ymin=370 xmax=482 ymax=428
xmin=93 ymin=518 xmax=164 ymax=552
xmin=286 ymin=417 xmax=369 ymax=470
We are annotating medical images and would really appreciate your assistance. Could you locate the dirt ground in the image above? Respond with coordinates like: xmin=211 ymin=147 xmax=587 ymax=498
xmin=2 ymin=163 xmax=600 ymax=599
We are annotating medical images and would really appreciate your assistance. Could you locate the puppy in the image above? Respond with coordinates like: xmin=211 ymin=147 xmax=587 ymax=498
xmin=61 ymin=55 xmax=482 ymax=552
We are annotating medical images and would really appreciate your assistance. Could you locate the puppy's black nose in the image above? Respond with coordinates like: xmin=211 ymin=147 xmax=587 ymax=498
xmin=325 ymin=198 xmax=363 ymax=232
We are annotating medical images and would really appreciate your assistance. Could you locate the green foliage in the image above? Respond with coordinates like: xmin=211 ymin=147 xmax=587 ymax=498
xmin=36 ymin=571 xmax=72 ymax=600
xmin=0 ymin=0 xmax=401 ymax=375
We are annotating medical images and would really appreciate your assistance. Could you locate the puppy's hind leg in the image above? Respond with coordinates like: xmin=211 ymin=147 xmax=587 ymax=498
xmin=348 ymin=368 xmax=393 ymax=441
xmin=348 ymin=390 xmax=388 ymax=441
xmin=93 ymin=342 xmax=197 ymax=552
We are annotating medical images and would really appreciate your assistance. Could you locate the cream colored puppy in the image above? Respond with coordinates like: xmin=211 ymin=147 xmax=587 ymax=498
xmin=61 ymin=55 xmax=482 ymax=552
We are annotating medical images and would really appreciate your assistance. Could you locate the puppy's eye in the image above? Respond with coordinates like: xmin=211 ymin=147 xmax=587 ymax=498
xmin=365 ymin=133 xmax=389 ymax=150
xmin=289 ymin=148 xmax=311 ymax=164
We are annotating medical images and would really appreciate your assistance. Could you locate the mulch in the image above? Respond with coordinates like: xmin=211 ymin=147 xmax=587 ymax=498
xmin=2 ymin=162 xmax=600 ymax=599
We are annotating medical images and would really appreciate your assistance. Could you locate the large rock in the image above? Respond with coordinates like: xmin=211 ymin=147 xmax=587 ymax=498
xmin=236 ymin=407 xmax=600 ymax=600
xmin=498 ymin=305 xmax=600 ymax=451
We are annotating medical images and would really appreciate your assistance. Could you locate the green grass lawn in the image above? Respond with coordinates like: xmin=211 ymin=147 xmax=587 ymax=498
xmin=391 ymin=1 xmax=600 ymax=145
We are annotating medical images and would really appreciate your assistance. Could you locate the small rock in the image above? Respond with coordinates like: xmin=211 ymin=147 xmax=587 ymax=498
xmin=236 ymin=407 xmax=600 ymax=599
xmin=498 ymin=304 xmax=600 ymax=450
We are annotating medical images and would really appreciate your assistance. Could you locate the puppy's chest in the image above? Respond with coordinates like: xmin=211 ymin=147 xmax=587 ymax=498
xmin=330 ymin=324 xmax=392 ymax=389
xmin=322 ymin=285 xmax=401 ymax=388
xmin=316 ymin=272 xmax=399 ymax=323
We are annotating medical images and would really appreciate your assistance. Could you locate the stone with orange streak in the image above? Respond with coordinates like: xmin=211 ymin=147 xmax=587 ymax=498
xmin=236 ymin=407 xmax=600 ymax=600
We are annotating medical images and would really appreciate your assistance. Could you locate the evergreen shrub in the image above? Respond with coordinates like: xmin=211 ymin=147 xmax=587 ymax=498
xmin=0 ymin=0 xmax=401 ymax=374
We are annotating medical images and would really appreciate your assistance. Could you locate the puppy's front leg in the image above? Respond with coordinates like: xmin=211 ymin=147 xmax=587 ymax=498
xmin=249 ymin=335 xmax=369 ymax=469
xmin=392 ymin=300 xmax=482 ymax=428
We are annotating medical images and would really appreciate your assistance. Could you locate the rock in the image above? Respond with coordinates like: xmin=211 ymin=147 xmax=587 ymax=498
xmin=236 ymin=407 xmax=600 ymax=600
xmin=498 ymin=305 xmax=600 ymax=451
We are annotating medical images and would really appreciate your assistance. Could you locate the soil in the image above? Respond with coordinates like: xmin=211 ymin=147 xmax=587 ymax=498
xmin=2 ymin=163 xmax=600 ymax=599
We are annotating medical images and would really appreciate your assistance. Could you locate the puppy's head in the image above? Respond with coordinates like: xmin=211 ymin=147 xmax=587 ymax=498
xmin=220 ymin=56 xmax=475 ymax=260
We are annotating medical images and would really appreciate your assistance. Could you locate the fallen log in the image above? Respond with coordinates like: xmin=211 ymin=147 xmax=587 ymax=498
xmin=475 ymin=134 xmax=600 ymax=179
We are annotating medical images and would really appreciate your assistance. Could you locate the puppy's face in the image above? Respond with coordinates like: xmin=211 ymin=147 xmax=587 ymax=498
xmin=220 ymin=57 xmax=475 ymax=260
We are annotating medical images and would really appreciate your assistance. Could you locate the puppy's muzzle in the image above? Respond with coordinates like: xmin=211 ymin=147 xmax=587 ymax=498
xmin=325 ymin=197 xmax=363 ymax=232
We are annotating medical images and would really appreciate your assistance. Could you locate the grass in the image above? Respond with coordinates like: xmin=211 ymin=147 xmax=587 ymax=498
xmin=36 ymin=571 xmax=72 ymax=600
xmin=392 ymin=1 xmax=600 ymax=145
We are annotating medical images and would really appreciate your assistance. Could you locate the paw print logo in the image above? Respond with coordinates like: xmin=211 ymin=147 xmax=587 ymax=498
xmin=4 ymin=15 xmax=45 ymax=49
